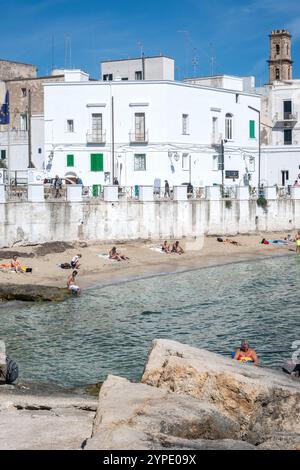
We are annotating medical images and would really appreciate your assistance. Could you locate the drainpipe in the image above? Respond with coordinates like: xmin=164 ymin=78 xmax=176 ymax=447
xmin=111 ymin=93 xmax=115 ymax=183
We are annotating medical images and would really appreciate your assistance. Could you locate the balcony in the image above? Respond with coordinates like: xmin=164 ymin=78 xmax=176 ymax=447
xmin=129 ymin=130 xmax=149 ymax=144
xmin=86 ymin=130 xmax=106 ymax=144
xmin=273 ymin=112 xmax=298 ymax=127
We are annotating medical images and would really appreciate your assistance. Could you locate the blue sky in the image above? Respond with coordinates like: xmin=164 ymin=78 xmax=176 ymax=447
xmin=1 ymin=0 xmax=300 ymax=84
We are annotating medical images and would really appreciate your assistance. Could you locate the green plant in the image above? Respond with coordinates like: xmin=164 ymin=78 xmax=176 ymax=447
xmin=225 ymin=199 xmax=232 ymax=209
xmin=257 ymin=195 xmax=268 ymax=210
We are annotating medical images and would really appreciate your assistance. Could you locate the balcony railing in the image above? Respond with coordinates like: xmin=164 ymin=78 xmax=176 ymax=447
xmin=86 ymin=130 xmax=106 ymax=144
xmin=129 ymin=130 xmax=149 ymax=143
xmin=273 ymin=112 xmax=298 ymax=124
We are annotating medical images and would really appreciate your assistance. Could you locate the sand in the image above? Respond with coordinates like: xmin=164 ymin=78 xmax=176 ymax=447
xmin=0 ymin=232 xmax=296 ymax=291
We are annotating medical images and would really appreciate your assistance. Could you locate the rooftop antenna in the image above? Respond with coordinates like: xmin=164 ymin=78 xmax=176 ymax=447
xmin=65 ymin=35 xmax=72 ymax=69
xmin=137 ymin=40 xmax=144 ymax=58
xmin=51 ymin=33 xmax=55 ymax=72
xmin=177 ymin=30 xmax=190 ymax=78
xmin=209 ymin=43 xmax=216 ymax=76
xmin=192 ymin=48 xmax=199 ymax=77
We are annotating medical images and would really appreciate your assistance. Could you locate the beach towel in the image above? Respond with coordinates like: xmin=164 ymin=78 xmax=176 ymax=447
xmin=97 ymin=253 xmax=113 ymax=260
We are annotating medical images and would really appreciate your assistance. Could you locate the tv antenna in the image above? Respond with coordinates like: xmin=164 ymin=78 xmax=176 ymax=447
xmin=64 ymin=35 xmax=72 ymax=69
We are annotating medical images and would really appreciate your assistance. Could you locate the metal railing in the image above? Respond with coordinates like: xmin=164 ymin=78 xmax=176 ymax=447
xmin=273 ymin=112 xmax=298 ymax=123
xmin=129 ymin=130 xmax=149 ymax=143
xmin=6 ymin=185 xmax=28 ymax=202
xmin=82 ymin=185 xmax=104 ymax=200
xmin=44 ymin=185 xmax=67 ymax=201
xmin=86 ymin=130 xmax=106 ymax=144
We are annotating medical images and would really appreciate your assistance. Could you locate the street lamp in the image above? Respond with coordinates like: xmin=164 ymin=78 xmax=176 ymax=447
xmin=248 ymin=105 xmax=261 ymax=189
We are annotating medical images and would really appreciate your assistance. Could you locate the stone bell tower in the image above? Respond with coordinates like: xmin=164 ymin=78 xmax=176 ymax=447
xmin=268 ymin=29 xmax=293 ymax=83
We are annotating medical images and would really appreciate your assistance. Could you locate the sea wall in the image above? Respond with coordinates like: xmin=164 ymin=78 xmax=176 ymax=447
xmin=0 ymin=198 xmax=299 ymax=246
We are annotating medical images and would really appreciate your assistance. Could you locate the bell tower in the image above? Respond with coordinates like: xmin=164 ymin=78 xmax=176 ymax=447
xmin=268 ymin=29 xmax=293 ymax=83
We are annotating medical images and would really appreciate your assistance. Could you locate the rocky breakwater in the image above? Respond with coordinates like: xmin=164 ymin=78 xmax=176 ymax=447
xmin=0 ymin=284 xmax=69 ymax=302
xmin=86 ymin=340 xmax=300 ymax=450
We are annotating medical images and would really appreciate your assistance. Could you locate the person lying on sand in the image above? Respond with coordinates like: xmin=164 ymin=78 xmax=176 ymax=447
xmin=67 ymin=270 xmax=81 ymax=296
xmin=261 ymin=238 xmax=288 ymax=245
xmin=161 ymin=241 xmax=170 ymax=253
xmin=171 ymin=241 xmax=184 ymax=254
xmin=109 ymin=246 xmax=129 ymax=261
xmin=10 ymin=255 xmax=23 ymax=273
xmin=217 ymin=237 xmax=241 ymax=246
xmin=234 ymin=340 xmax=259 ymax=365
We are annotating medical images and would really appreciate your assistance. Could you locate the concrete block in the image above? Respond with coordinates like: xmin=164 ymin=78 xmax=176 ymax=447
xmin=173 ymin=186 xmax=187 ymax=201
xmin=66 ymin=184 xmax=83 ymax=202
xmin=236 ymin=186 xmax=250 ymax=200
xmin=27 ymin=184 xmax=44 ymax=202
xmin=103 ymin=185 xmax=118 ymax=202
xmin=205 ymin=186 xmax=221 ymax=200
xmin=139 ymin=186 xmax=154 ymax=201
xmin=0 ymin=184 xmax=7 ymax=203
xmin=264 ymin=186 xmax=277 ymax=200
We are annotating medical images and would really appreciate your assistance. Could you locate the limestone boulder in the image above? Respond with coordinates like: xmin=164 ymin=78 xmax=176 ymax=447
xmin=141 ymin=339 xmax=300 ymax=447
xmin=85 ymin=375 xmax=253 ymax=450
xmin=0 ymin=284 xmax=69 ymax=302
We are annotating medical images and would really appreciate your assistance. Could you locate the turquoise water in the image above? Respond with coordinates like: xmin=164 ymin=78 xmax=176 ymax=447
xmin=1 ymin=256 xmax=299 ymax=387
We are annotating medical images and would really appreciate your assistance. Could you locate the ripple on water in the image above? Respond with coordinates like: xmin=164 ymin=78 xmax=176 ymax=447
xmin=1 ymin=255 xmax=300 ymax=387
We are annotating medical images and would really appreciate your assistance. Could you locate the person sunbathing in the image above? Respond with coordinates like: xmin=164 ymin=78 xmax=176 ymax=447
xmin=217 ymin=237 xmax=240 ymax=246
xmin=10 ymin=255 xmax=23 ymax=273
xmin=67 ymin=270 xmax=81 ymax=296
xmin=161 ymin=241 xmax=170 ymax=253
xmin=109 ymin=246 xmax=129 ymax=261
xmin=171 ymin=241 xmax=184 ymax=254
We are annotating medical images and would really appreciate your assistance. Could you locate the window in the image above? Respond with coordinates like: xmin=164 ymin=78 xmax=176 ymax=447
xmin=249 ymin=120 xmax=255 ymax=139
xmin=38 ymin=148 xmax=42 ymax=154
xmin=67 ymin=154 xmax=74 ymax=167
xmin=276 ymin=68 xmax=280 ymax=80
xmin=212 ymin=116 xmax=218 ymax=142
xmin=135 ymin=71 xmax=143 ymax=80
xmin=90 ymin=153 xmax=104 ymax=171
xmin=20 ymin=113 xmax=28 ymax=131
xmin=134 ymin=154 xmax=146 ymax=171
xmin=121 ymin=77 xmax=128 ymax=81
xmin=284 ymin=129 xmax=292 ymax=145
xmin=134 ymin=113 xmax=145 ymax=141
xmin=21 ymin=88 xmax=27 ymax=97
xmin=103 ymin=74 xmax=113 ymax=81
xmin=182 ymin=153 xmax=189 ymax=170
xmin=225 ymin=113 xmax=233 ymax=140
xmin=67 ymin=119 xmax=74 ymax=132
xmin=182 ymin=114 xmax=189 ymax=134
xmin=92 ymin=113 xmax=102 ymax=138
xmin=276 ymin=44 xmax=280 ymax=55
xmin=283 ymin=100 xmax=292 ymax=120
xmin=1 ymin=149 xmax=6 ymax=160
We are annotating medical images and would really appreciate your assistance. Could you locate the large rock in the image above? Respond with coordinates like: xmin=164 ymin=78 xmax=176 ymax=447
xmin=141 ymin=339 xmax=300 ymax=448
xmin=85 ymin=375 xmax=254 ymax=450
xmin=0 ymin=284 xmax=69 ymax=302
xmin=0 ymin=384 xmax=98 ymax=450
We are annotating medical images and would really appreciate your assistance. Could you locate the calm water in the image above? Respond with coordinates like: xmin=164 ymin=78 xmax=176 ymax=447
xmin=1 ymin=256 xmax=299 ymax=387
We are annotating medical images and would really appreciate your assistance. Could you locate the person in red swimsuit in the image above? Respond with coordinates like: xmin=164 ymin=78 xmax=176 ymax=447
xmin=234 ymin=340 xmax=259 ymax=365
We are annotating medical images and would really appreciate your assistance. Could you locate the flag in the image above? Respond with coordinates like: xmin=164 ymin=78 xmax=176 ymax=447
xmin=0 ymin=91 xmax=10 ymax=125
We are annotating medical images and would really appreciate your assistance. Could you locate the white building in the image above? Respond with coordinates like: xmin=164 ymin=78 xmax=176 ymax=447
xmin=44 ymin=71 xmax=261 ymax=189
xmin=260 ymin=79 xmax=300 ymax=187
xmin=101 ymin=56 xmax=174 ymax=81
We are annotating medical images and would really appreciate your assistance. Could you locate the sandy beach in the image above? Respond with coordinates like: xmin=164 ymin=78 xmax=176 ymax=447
xmin=0 ymin=232 xmax=296 ymax=292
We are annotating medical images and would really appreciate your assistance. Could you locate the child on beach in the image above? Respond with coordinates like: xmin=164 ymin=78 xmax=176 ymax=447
xmin=67 ymin=270 xmax=81 ymax=296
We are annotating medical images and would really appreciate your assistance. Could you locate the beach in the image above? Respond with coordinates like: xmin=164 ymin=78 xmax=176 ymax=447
xmin=0 ymin=232 xmax=296 ymax=292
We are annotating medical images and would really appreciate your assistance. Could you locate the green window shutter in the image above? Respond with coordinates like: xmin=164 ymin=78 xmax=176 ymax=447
xmin=67 ymin=154 xmax=74 ymax=167
xmin=91 ymin=153 xmax=104 ymax=172
xmin=249 ymin=120 xmax=255 ymax=139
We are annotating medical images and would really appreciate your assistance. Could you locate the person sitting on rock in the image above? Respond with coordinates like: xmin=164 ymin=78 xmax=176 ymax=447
xmin=234 ymin=340 xmax=259 ymax=365
xmin=10 ymin=255 xmax=23 ymax=273
xmin=67 ymin=270 xmax=81 ymax=296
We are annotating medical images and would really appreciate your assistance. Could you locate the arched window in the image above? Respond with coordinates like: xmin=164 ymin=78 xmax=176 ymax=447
xmin=275 ymin=68 xmax=280 ymax=80
xmin=225 ymin=113 xmax=233 ymax=140
xmin=276 ymin=44 xmax=280 ymax=55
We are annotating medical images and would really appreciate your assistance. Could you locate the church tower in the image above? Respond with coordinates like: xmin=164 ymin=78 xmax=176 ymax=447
xmin=268 ymin=29 xmax=293 ymax=83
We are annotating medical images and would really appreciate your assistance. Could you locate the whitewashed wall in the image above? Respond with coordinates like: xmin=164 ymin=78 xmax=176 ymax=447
xmin=0 ymin=198 xmax=299 ymax=247
xmin=44 ymin=80 xmax=260 ymax=188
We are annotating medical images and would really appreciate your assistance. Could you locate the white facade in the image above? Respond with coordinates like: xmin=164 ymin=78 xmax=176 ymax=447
xmin=101 ymin=56 xmax=174 ymax=81
xmin=259 ymin=79 xmax=300 ymax=186
xmin=44 ymin=78 xmax=260 ymax=188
